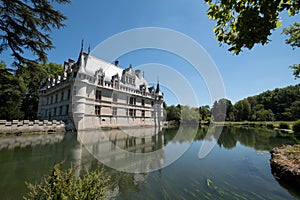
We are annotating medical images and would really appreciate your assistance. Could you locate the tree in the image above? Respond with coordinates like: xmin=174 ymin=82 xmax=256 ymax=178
xmin=199 ymin=105 xmax=211 ymax=121
xmin=0 ymin=0 xmax=70 ymax=67
xmin=234 ymin=99 xmax=251 ymax=121
xmin=166 ymin=105 xmax=181 ymax=122
xmin=180 ymin=106 xmax=200 ymax=123
xmin=18 ymin=62 xmax=63 ymax=119
xmin=211 ymin=98 xmax=233 ymax=121
xmin=205 ymin=0 xmax=299 ymax=54
xmin=282 ymin=22 xmax=300 ymax=78
xmin=0 ymin=61 xmax=26 ymax=120
xmin=205 ymin=0 xmax=300 ymax=78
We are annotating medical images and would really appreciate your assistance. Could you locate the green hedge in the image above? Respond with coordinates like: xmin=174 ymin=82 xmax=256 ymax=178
xmin=293 ymin=120 xmax=300 ymax=132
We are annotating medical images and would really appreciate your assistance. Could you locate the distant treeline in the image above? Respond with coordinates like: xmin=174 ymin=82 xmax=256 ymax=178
xmin=166 ymin=84 xmax=300 ymax=122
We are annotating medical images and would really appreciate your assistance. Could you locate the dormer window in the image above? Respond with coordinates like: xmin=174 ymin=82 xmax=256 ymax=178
xmin=98 ymin=75 xmax=104 ymax=85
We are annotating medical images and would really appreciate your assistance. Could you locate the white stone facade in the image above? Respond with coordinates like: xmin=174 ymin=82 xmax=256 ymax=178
xmin=38 ymin=48 xmax=164 ymax=130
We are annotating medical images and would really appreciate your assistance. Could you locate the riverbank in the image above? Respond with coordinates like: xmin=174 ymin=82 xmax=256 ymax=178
xmin=270 ymin=145 xmax=300 ymax=187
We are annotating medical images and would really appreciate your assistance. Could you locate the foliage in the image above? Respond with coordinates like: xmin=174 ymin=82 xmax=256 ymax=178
xmin=293 ymin=119 xmax=300 ymax=132
xmin=166 ymin=105 xmax=181 ymax=122
xmin=0 ymin=61 xmax=26 ymax=120
xmin=289 ymin=64 xmax=300 ymax=79
xmin=199 ymin=105 xmax=211 ymax=121
xmin=0 ymin=61 xmax=63 ymax=120
xmin=205 ymin=0 xmax=299 ymax=54
xmin=279 ymin=122 xmax=289 ymax=129
xmin=283 ymin=22 xmax=300 ymax=49
xmin=0 ymin=0 xmax=70 ymax=67
xmin=19 ymin=62 xmax=63 ymax=119
xmin=282 ymin=22 xmax=300 ymax=78
xmin=209 ymin=84 xmax=300 ymax=122
xmin=234 ymin=99 xmax=251 ymax=121
xmin=24 ymin=163 xmax=110 ymax=200
xmin=180 ymin=106 xmax=200 ymax=123
xmin=211 ymin=98 xmax=233 ymax=121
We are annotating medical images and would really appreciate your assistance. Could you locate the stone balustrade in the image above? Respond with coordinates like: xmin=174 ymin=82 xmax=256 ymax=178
xmin=0 ymin=120 xmax=66 ymax=134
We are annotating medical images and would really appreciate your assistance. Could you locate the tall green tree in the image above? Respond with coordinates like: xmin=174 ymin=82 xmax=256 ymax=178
xmin=199 ymin=105 xmax=211 ymax=121
xmin=0 ymin=61 xmax=26 ymax=120
xmin=0 ymin=0 xmax=70 ymax=67
xmin=18 ymin=62 xmax=63 ymax=119
xmin=211 ymin=98 xmax=233 ymax=121
xmin=234 ymin=99 xmax=251 ymax=121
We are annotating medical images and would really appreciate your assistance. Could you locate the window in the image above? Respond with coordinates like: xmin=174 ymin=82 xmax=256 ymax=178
xmin=112 ymin=107 xmax=117 ymax=116
xmin=50 ymin=96 xmax=53 ymax=104
xmin=114 ymin=80 xmax=119 ymax=88
xmin=142 ymin=110 xmax=145 ymax=117
xmin=59 ymin=106 xmax=63 ymax=115
xmin=151 ymin=101 xmax=154 ymax=107
xmin=98 ymin=76 xmax=104 ymax=85
xmin=113 ymin=93 xmax=118 ymax=102
xmin=54 ymin=107 xmax=57 ymax=116
xmin=129 ymin=109 xmax=134 ymax=117
xmin=61 ymin=92 xmax=64 ymax=101
xmin=141 ymin=99 xmax=145 ymax=106
xmin=129 ymin=97 xmax=136 ymax=105
xmin=66 ymin=105 xmax=69 ymax=115
xmin=96 ymin=90 xmax=101 ymax=100
xmin=95 ymin=105 xmax=101 ymax=116
xmin=67 ymin=89 xmax=71 ymax=99
xmin=55 ymin=94 xmax=58 ymax=103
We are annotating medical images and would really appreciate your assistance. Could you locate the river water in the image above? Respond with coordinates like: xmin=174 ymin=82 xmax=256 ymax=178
xmin=0 ymin=126 xmax=299 ymax=199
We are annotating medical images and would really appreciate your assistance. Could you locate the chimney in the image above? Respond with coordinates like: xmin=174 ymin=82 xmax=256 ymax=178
xmin=135 ymin=69 xmax=141 ymax=78
xmin=114 ymin=60 xmax=119 ymax=66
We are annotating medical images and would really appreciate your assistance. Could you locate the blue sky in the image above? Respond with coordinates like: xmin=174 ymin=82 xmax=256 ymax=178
xmin=3 ymin=0 xmax=300 ymax=107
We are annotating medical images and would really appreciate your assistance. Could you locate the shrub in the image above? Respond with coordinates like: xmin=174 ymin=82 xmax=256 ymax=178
xmin=266 ymin=124 xmax=274 ymax=129
xmin=279 ymin=122 xmax=289 ymax=129
xmin=24 ymin=163 xmax=110 ymax=200
xmin=293 ymin=120 xmax=300 ymax=132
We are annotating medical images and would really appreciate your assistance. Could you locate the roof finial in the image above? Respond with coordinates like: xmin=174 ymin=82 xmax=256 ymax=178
xmin=88 ymin=44 xmax=91 ymax=54
xmin=81 ymin=38 xmax=84 ymax=52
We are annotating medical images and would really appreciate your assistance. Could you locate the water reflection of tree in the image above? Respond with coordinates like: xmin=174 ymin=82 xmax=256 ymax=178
xmin=163 ymin=126 xmax=299 ymax=151
xmin=217 ymin=127 xmax=298 ymax=151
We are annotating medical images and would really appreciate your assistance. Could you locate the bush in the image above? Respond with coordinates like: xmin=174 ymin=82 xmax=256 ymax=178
xmin=266 ymin=124 xmax=274 ymax=129
xmin=24 ymin=163 xmax=110 ymax=200
xmin=293 ymin=120 xmax=300 ymax=132
xmin=279 ymin=122 xmax=289 ymax=129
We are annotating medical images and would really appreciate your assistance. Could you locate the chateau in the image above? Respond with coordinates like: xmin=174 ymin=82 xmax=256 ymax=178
xmin=37 ymin=45 xmax=164 ymax=130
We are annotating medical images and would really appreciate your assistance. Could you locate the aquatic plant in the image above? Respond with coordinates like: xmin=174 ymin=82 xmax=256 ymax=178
xmin=23 ymin=163 xmax=110 ymax=200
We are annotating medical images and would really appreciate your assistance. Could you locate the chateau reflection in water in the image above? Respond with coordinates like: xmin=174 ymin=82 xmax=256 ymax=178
xmin=73 ymin=127 xmax=165 ymax=174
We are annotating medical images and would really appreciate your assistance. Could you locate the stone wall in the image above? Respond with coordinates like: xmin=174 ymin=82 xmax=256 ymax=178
xmin=0 ymin=120 xmax=66 ymax=134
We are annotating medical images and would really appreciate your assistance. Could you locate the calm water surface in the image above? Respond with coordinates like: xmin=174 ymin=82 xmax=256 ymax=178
xmin=0 ymin=126 xmax=299 ymax=199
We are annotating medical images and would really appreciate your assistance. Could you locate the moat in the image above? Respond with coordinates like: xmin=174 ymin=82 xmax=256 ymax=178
xmin=0 ymin=126 xmax=299 ymax=199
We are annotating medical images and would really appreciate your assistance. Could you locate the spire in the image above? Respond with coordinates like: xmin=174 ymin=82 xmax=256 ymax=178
xmin=81 ymin=38 xmax=84 ymax=52
xmin=77 ymin=39 xmax=84 ymax=64
xmin=155 ymin=76 xmax=160 ymax=94
xmin=88 ymin=44 xmax=91 ymax=54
